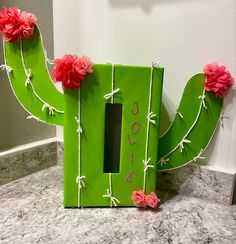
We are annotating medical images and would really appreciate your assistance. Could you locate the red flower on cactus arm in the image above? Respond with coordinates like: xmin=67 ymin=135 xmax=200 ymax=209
xmin=0 ymin=6 xmax=37 ymax=42
xmin=203 ymin=63 xmax=234 ymax=97
xmin=0 ymin=6 xmax=22 ymax=42
xmin=52 ymin=54 xmax=93 ymax=90
xmin=20 ymin=11 xmax=37 ymax=39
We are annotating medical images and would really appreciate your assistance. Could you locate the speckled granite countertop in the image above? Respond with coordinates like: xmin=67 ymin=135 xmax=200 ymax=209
xmin=0 ymin=165 xmax=235 ymax=244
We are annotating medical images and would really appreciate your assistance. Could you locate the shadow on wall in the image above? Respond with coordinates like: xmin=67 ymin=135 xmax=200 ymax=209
xmin=109 ymin=0 xmax=210 ymax=13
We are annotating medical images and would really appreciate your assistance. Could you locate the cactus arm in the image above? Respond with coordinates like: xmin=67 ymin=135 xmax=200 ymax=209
xmin=3 ymin=26 xmax=64 ymax=126
xmin=157 ymin=73 xmax=223 ymax=170
xmin=21 ymin=26 xmax=64 ymax=111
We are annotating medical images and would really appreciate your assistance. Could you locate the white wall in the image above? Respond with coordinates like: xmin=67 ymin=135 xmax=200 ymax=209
xmin=0 ymin=0 xmax=56 ymax=150
xmin=53 ymin=0 xmax=236 ymax=172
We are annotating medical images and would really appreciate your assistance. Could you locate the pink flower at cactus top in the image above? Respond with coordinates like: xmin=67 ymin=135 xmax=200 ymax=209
xmin=203 ymin=63 xmax=234 ymax=97
xmin=52 ymin=54 xmax=93 ymax=89
xmin=0 ymin=6 xmax=37 ymax=42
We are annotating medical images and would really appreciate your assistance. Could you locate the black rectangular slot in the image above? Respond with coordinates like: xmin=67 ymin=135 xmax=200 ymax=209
xmin=104 ymin=103 xmax=122 ymax=173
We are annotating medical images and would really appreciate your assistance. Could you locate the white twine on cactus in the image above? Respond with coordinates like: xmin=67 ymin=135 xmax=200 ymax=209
xmin=27 ymin=115 xmax=40 ymax=122
xmin=179 ymin=138 xmax=191 ymax=153
xmin=0 ymin=64 xmax=12 ymax=73
xmin=103 ymin=65 xmax=121 ymax=207
xmin=19 ymin=38 xmax=64 ymax=115
xmin=76 ymin=175 xmax=86 ymax=189
xmin=43 ymin=48 xmax=54 ymax=65
xmin=176 ymin=110 xmax=184 ymax=119
xmin=36 ymin=24 xmax=62 ymax=90
xmin=104 ymin=64 xmax=120 ymax=103
xmin=193 ymin=149 xmax=205 ymax=162
xmin=24 ymin=68 xmax=32 ymax=87
xmin=143 ymin=62 xmax=158 ymax=191
xmin=198 ymin=94 xmax=207 ymax=109
xmin=147 ymin=111 xmax=156 ymax=124
xmin=76 ymin=89 xmax=84 ymax=207
xmin=29 ymin=80 xmax=64 ymax=114
xmin=104 ymin=88 xmax=120 ymax=101
xmin=142 ymin=158 xmax=155 ymax=191
xmin=103 ymin=173 xmax=120 ymax=207
xmin=75 ymin=116 xmax=83 ymax=133
xmin=159 ymin=157 xmax=169 ymax=166
xmin=157 ymin=89 xmax=207 ymax=165
xmin=42 ymin=103 xmax=55 ymax=115
xmin=152 ymin=60 xmax=161 ymax=67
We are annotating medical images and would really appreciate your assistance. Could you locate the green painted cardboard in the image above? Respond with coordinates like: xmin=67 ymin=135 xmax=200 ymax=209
xmin=4 ymin=26 xmax=64 ymax=126
xmin=157 ymin=74 xmax=223 ymax=170
xmin=64 ymin=64 xmax=164 ymax=207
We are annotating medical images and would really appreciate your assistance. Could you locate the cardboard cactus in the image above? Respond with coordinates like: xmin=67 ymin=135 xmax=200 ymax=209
xmin=1 ymin=7 xmax=233 ymax=208
xmin=157 ymin=74 xmax=223 ymax=170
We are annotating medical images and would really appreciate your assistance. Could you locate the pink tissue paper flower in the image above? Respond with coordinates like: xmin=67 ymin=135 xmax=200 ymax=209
xmin=145 ymin=192 xmax=160 ymax=209
xmin=0 ymin=6 xmax=37 ymax=42
xmin=52 ymin=54 xmax=93 ymax=90
xmin=203 ymin=63 xmax=234 ymax=97
xmin=132 ymin=191 xmax=160 ymax=209
xmin=20 ymin=11 xmax=37 ymax=39
xmin=75 ymin=56 xmax=94 ymax=76
xmin=0 ymin=6 xmax=21 ymax=42
xmin=131 ymin=190 xmax=146 ymax=208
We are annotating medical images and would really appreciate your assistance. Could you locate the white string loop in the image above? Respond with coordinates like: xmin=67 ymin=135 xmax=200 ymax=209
xmin=75 ymin=116 xmax=83 ymax=133
xmin=199 ymin=95 xmax=207 ymax=109
xmin=44 ymin=48 xmax=54 ymax=65
xmin=76 ymin=176 xmax=86 ymax=189
xmin=143 ymin=157 xmax=155 ymax=172
xmin=177 ymin=111 xmax=184 ymax=119
xmin=24 ymin=69 xmax=32 ymax=87
xmin=103 ymin=173 xmax=120 ymax=207
xmin=147 ymin=112 xmax=156 ymax=124
xmin=0 ymin=64 xmax=12 ymax=73
xmin=152 ymin=61 xmax=160 ymax=67
xmin=42 ymin=103 xmax=55 ymax=115
xmin=104 ymin=88 xmax=120 ymax=101
xmin=103 ymin=189 xmax=120 ymax=207
xmin=158 ymin=157 xmax=169 ymax=166
xmin=193 ymin=149 xmax=205 ymax=162
xmin=179 ymin=138 xmax=191 ymax=153
xmin=27 ymin=115 xmax=39 ymax=122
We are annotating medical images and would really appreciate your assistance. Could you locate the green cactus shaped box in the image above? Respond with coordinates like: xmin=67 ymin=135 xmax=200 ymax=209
xmin=64 ymin=64 xmax=164 ymax=207
xmin=2 ymin=13 xmax=227 ymax=208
